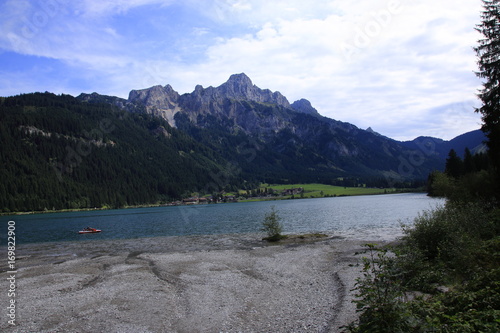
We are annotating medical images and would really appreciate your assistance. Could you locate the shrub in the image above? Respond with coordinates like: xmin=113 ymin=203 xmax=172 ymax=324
xmin=402 ymin=202 xmax=497 ymax=283
xmin=344 ymin=244 xmax=418 ymax=333
xmin=347 ymin=201 xmax=500 ymax=332
xmin=261 ymin=206 xmax=285 ymax=241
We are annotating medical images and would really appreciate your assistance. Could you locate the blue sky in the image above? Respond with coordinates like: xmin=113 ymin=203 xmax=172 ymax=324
xmin=0 ymin=0 xmax=485 ymax=141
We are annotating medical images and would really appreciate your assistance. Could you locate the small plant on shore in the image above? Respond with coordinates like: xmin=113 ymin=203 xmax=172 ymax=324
xmin=344 ymin=244 xmax=414 ymax=333
xmin=261 ymin=206 xmax=286 ymax=242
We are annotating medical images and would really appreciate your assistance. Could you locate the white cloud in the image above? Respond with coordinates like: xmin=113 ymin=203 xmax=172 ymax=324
xmin=0 ymin=0 xmax=485 ymax=140
xmin=169 ymin=0 xmax=483 ymax=140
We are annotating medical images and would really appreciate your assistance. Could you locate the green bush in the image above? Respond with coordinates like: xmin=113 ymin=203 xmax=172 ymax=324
xmin=347 ymin=238 xmax=500 ymax=332
xmin=344 ymin=244 xmax=415 ymax=333
xmin=261 ymin=206 xmax=285 ymax=241
xmin=402 ymin=202 xmax=497 ymax=283
xmin=411 ymin=267 xmax=500 ymax=333
xmin=347 ymin=204 xmax=500 ymax=332
xmin=428 ymin=171 xmax=456 ymax=198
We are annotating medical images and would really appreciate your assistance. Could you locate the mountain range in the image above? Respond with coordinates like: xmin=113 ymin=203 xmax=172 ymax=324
xmin=79 ymin=73 xmax=485 ymax=182
xmin=0 ymin=73 xmax=485 ymax=212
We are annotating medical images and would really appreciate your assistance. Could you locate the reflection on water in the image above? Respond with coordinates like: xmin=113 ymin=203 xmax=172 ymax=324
xmin=1 ymin=193 xmax=445 ymax=244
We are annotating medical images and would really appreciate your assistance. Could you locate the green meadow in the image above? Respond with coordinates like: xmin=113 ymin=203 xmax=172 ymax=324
xmin=262 ymin=183 xmax=395 ymax=198
xmin=234 ymin=183 xmax=400 ymax=202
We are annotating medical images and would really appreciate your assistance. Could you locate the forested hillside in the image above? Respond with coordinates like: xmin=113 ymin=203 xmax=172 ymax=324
xmin=0 ymin=89 xmax=485 ymax=213
xmin=0 ymin=93 xmax=237 ymax=212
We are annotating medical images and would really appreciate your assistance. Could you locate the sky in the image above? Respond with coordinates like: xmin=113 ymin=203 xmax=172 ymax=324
xmin=0 ymin=0 xmax=486 ymax=141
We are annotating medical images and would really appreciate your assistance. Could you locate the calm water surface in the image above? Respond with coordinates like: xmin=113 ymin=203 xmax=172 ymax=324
xmin=1 ymin=193 xmax=444 ymax=245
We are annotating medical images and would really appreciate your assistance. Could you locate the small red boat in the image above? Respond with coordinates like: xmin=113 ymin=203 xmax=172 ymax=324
xmin=78 ymin=227 xmax=102 ymax=234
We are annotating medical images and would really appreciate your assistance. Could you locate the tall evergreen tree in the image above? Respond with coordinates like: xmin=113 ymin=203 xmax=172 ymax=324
xmin=463 ymin=147 xmax=476 ymax=173
xmin=475 ymin=0 xmax=500 ymax=194
xmin=445 ymin=149 xmax=464 ymax=179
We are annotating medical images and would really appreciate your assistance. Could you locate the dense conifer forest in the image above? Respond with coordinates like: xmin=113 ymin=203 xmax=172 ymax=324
xmin=0 ymin=93 xmax=236 ymax=212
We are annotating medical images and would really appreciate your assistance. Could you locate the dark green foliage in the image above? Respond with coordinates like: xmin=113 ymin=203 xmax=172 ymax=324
xmin=346 ymin=202 xmax=500 ymax=332
xmin=0 ymin=93 xmax=233 ymax=212
xmin=346 ymin=220 xmax=500 ymax=332
xmin=445 ymin=149 xmax=464 ymax=178
xmin=429 ymin=148 xmax=493 ymax=200
xmin=350 ymin=151 xmax=499 ymax=331
xmin=402 ymin=202 xmax=498 ymax=281
xmin=463 ymin=147 xmax=476 ymax=174
xmin=345 ymin=244 xmax=413 ymax=333
xmin=475 ymin=0 xmax=500 ymax=198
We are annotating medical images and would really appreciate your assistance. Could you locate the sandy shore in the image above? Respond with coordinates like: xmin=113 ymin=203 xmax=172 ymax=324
xmin=1 ymin=234 xmax=387 ymax=333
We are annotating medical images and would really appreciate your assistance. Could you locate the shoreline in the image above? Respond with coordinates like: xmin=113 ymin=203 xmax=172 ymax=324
xmin=1 ymin=233 xmax=390 ymax=332
xmin=1 ymin=189 xmax=424 ymax=217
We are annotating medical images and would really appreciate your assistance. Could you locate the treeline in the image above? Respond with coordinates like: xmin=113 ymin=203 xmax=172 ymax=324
xmin=0 ymin=93 xmax=238 ymax=212
xmin=427 ymin=148 xmax=494 ymax=200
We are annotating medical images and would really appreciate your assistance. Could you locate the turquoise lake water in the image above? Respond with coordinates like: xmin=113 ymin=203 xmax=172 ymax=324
xmin=0 ymin=193 xmax=445 ymax=245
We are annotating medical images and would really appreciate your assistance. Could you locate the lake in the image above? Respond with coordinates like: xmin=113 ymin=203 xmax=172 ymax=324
xmin=1 ymin=193 xmax=445 ymax=245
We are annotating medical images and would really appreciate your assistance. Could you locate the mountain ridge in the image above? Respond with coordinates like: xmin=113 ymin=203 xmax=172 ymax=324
xmin=79 ymin=73 xmax=315 ymax=128
xmin=77 ymin=73 xmax=485 ymax=184
xmin=0 ymin=75 xmax=486 ymax=212
xmin=77 ymin=73 xmax=483 ymax=157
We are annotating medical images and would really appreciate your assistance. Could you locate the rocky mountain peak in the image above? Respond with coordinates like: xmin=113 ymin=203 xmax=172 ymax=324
xmin=128 ymin=85 xmax=179 ymax=107
xmin=227 ymin=73 xmax=253 ymax=87
xmin=128 ymin=85 xmax=181 ymax=126
xmin=291 ymin=99 xmax=320 ymax=117
xmin=214 ymin=73 xmax=290 ymax=108
xmin=216 ymin=73 xmax=257 ymax=99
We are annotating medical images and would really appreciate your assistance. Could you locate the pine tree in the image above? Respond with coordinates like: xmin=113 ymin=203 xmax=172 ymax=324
xmin=475 ymin=0 xmax=500 ymax=192
xmin=463 ymin=148 xmax=476 ymax=173
xmin=445 ymin=149 xmax=464 ymax=179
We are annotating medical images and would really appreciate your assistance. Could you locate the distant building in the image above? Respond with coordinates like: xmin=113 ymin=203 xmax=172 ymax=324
xmin=182 ymin=197 xmax=199 ymax=205
xmin=224 ymin=195 xmax=238 ymax=202
xmin=282 ymin=188 xmax=303 ymax=196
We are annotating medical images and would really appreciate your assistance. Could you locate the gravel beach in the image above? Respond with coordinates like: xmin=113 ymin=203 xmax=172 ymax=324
xmin=1 ymin=234 xmax=385 ymax=333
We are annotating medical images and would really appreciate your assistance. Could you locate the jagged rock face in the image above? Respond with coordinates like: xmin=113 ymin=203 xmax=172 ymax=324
xmin=117 ymin=73 xmax=293 ymax=129
xmin=128 ymin=85 xmax=181 ymax=126
xmin=80 ymin=73 xmax=363 ymax=144
xmin=129 ymin=84 xmax=179 ymax=108
xmin=180 ymin=73 xmax=290 ymax=116
xmin=217 ymin=73 xmax=291 ymax=108
xmin=170 ymin=73 xmax=294 ymax=135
